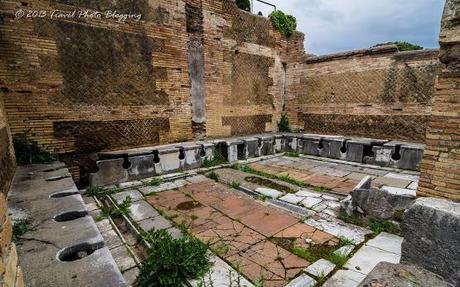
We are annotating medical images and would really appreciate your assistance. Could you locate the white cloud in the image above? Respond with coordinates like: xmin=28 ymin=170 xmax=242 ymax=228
xmin=252 ymin=0 xmax=445 ymax=55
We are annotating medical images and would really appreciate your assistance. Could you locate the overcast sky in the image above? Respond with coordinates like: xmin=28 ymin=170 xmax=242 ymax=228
xmin=253 ymin=0 xmax=445 ymax=55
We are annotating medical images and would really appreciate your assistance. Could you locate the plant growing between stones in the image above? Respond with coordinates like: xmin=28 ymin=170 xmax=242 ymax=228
xmin=12 ymin=219 xmax=31 ymax=242
xmin=270 ymin=11 xmax=297 ymax=37
xmin=230 ymin=181 xmax=241 ymax=189
xmin=138 ymin=229 xmax=211 ymax=287
xmin=278 ymin=114 xmax=291 ymax=132
xmin=373 ymin=41 xmax=423 ymax=51
xmin=208 ymin=171 xmax=220 ymax=182
xmin=327 ymin=253 xmax=349 ymax=268
xmin=314 ymin=186 xmax=329 ymax=193
xmin=117 ymin=196 xmax=132 ymax=216
xmin=202 ymin=147 xmax=227 ymax=168
xmin=13 ymin=130 xmax=55 ymax=166
xmin=148 ymin=178 xmax=163 ymax=187
xmin=284 ymin=151 xmax=299 ymax=158
xmin=85 ymin=186 xmax=120 ymax=198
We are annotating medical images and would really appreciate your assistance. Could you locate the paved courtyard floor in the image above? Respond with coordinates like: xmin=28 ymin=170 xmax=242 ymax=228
xmin=99 ymin=154 xmax=414 ymax=286
xmin=146 ymin=178 xmax=341 ymax=286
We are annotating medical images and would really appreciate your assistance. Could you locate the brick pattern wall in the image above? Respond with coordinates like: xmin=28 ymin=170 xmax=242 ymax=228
xmin=1 ymin=89 xmax=22 ymax=287
xmin=201 ymin=0 xmax=303 ymax=137
xmin=418 ymin=0 xmax=460 ymax=201
xmin=286 ymin=47 xmax=441 ymax=142
xmin=0 ymin=0 xmax=193 ymax=182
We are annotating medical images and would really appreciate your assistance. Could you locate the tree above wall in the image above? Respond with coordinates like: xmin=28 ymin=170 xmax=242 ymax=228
xmin=373 ymin=41 xmax=424 ymax=51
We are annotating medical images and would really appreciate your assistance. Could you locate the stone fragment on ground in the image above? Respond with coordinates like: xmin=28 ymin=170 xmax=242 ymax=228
xmin=190 ymin=255 xmax=254 ymax=287
xmin=351 ymin=186 xmax=415 ymax=219
xmin=255 ymin=187 xmax=283 ymax=199
xmin=112 ymin=190 xmax=144 ymax=204
xmin=285 ymin=274 xmax=316 ymax=287
xmin=304 ymin=259 xmax=336 ymax=277
xmin=344 ymin=232 xmax=402 ymax=276
xmin=358 ymin=262 xmax=453 ymax=287
xmin=323 ymin=270 xmax=366 ymax=287
xmin=305 ymin=217 xmax=372 ymax=245
xmin=401 ymin=198 xmax=460 ymax=285
xmin=279 ymin=194 xmax=304 ymax=205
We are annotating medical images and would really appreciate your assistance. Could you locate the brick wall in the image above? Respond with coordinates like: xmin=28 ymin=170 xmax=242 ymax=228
xmin=418 ymin=0 xmax=460 ymax=201
xmin=286 ymin=46 xmax=441 ymax=142
xmin=201 ymin=0 xmax=304 ymax=137
xmin=0 ymin=0 xmax=193 ymax=183
xmin=0 ymin=86 xmax=22 ymax=287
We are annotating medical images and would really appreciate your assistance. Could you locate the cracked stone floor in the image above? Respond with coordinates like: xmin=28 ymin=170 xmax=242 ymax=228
xmin=100 ymin=155 xmax=416 ymax=286
xmin=146 ymin=178 xmax=339 ymax=286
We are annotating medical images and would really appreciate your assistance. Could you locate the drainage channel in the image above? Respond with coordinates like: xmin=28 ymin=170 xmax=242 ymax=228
xmin=93 ymin=195 xmax=148 ymax=265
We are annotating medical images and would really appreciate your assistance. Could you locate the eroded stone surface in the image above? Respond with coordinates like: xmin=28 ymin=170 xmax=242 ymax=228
xmin=304 ymin=259 xmax=336 ymax=277
xmin=358 ymin=262 xmax=452 ymax=287
xmin=285 ymin=274 xmax=316 ymax=287
xmin=401 ymin=198 xmax=460 ymax=285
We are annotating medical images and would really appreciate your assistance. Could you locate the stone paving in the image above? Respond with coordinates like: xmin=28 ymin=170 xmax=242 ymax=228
xmin=247 ymin=156 xmax=419 ymax=195
xmin=98 ymin=155 xmax=416 ymax=286
xmin=144 ymin=178 xmax=345 ymax=286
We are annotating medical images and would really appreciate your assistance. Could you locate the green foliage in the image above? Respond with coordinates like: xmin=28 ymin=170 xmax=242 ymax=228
xmin=373 ymin=41 xmax=423 ymax=51
xmin=338 ymin=236 xmax=355 ymax=247
xmin=328 ymin=253 xmax=348 ymax=268
xmin=229 ymin=181 xmax=241 ymax=189
xmin=117 ymin=196 xmax=132 ymax=216
xmin=314 ymin=186 xmax=329 ymax=193
xmin=202 ymin=149 xmax=227 ymax=168
xmin=148 ymin=178 xmax=163 ymax=187
xmin=85 ymin=186 xmax=120 ymax=198
xmin=270 ymin=11 xmax=297 ymax=37
xmin=233 ymin=164 xmax=306 ymax=188
xmin=12 ymin=219 xmax=31 ymax=242
xmin=338 ymin=212 xmax=400 ymax=235
xmin=138 ymin=229 xmax=211 ymax=287
xmin=208 ymin=171 xmax=219 ymax=182
xmin=284 ymin=151 xmax=299 ymax=158
xmin=368 ymin=218 xmax=399 ymax=235
xmin=236 ymin=0 xmax=250 ymax=11
xmin=278 ymin=114 xmax=291 ymax=132
xmin=13 ymin=130 xmax=55 ymax=166
xmin=291 ymin=244 xmax=337 ymax=263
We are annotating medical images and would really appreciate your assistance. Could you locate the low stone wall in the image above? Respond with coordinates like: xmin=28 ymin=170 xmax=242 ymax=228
xmin=90 ymin=133 xmax=424 ymax=187
xmin=286 ymin=46 xmax=441 ymax=143
xmin=0 ymin=91 xmax=22 ymax=286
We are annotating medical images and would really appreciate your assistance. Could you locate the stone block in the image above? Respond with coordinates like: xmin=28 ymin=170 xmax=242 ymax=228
xmin=344 ymin=245 xmax=400 ymax=275
xmin=401 ymin=198 xmax=460 ymax=285
xmin=126 ymin=154 xmax=156 ymax=180
xmin=158 ymin=148 xmax=181 ymax=173
xmin=286 ymin=274 xmax=316 ymax=287
xmin=112 ymin=190 xmax=144 ymax=205
xmin=358 ymin=262 xmax=452 ymax=287
xmin=323 ymin=269 xmax=366 ymax=287
xmin=279 ymin=194 xmax=304 ymax=205
xmin=351 ymin=186 xmax=415 ymax=219
xmin=244 ymin=138 xmax=260 ymax=158
xmin=89 ymin=158 xmax=128 ymax=187
xmin=255 ymin=187 xmax=283 ymax=199
xmin=305 ymin=259 xmax=336 ymax=277
xmin=128 ymin=201 xmax=159 ymax=222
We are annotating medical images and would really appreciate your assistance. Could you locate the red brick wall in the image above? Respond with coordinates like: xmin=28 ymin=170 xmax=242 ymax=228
xmin=286 ymin=47 xmax=440 ymax=142
xmin=418 ymin=0 xmax=460 ymax=201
